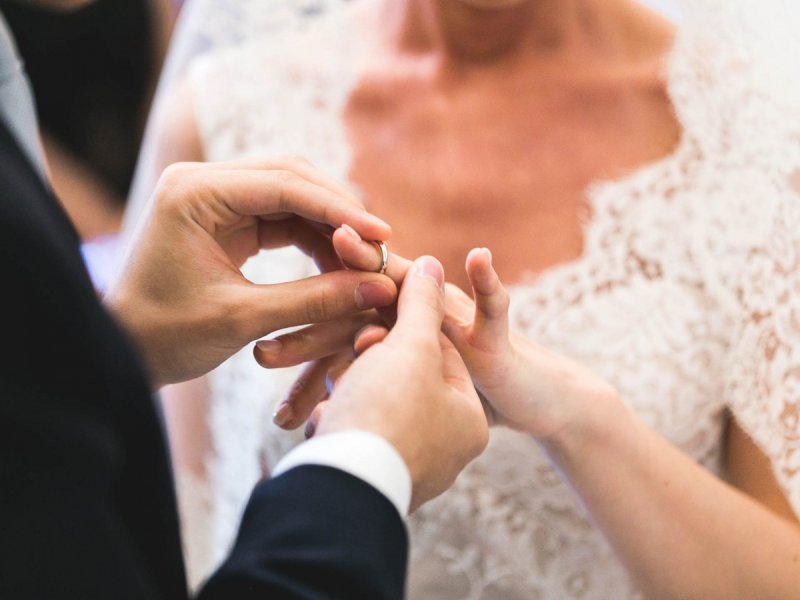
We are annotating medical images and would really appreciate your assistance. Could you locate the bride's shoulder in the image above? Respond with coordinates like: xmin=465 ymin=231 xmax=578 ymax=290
xmin=668 ymin=25 xmax=800 ymax=214
xmin=668 ymin=24 xmax=800 ymax=144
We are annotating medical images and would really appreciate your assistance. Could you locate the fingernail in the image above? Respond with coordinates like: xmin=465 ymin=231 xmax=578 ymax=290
xmin=256 ymin=339 xmax=282 ymax=353
xmin=273 ymin=403 xmax=292 ymax=427
xmin=325 ymin=372 xmax=336 ymax=395
xmin=414 ymin=256 xmax=444 ymax=289
xmin=483 ymin=247 xmax=493 ymax=264
xmin=355 ymin=281 xmax=394 ymax=309
xmin=342 ymin=224 xmax=361 ymax=241
xmin=304 ymin=419 xmax=316 ymax=439
xmin=367 ymin=214 xmax=392 ymax=232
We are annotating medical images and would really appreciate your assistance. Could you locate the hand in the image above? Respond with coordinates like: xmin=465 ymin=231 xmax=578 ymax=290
xmin=442 ymin=248 xmax=619 ymax=439
xmin=281 ymin=231 xmax=617 ymax=441
xmin=106 ymin=158 xmax=398 ymax=387
xmin=256 ymin=224 xmax=414 ymax=430
xmin=310 ymin=256 xmax=489 ymax=511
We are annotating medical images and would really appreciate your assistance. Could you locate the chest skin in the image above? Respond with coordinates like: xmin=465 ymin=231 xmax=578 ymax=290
xmin=343 ymin=58 xmax=681 ymax=290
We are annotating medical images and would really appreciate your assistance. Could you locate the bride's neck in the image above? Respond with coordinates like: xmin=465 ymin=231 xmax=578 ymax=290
xmin=382 ymin=0 xmax=636 ymax=66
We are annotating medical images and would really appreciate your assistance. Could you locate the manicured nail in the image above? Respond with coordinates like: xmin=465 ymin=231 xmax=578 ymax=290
xmin=256 ymin=339 xmax=282 ymax=354
xmin=304 ymin=419 xmax=316 ymax=439
xmin=355 ymin=281 xmax=394 ymax=309
xmin=342 ymin=224 xmax=361 ymax=241
xmin=414 ymin=256 xmax=444 ymax=288
xmin=366 ymin=214 xmax=392 ymax=232
xmin=273 ymin=403 xmax=292 ymax=427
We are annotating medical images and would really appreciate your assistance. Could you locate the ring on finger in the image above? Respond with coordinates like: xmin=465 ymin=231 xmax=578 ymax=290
xmin=372 ymin=240 xmax=389 ymax=275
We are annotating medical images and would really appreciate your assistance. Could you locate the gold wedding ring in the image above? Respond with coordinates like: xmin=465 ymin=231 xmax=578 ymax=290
xmin=373 ymin=241 xmax=389 ymax=275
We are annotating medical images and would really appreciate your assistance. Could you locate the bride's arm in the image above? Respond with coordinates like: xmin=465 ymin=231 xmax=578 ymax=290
xmin=443 ymin=249 xmax=800 ymax=599
xmin=272 ymin=231 xmax=800 ymax=599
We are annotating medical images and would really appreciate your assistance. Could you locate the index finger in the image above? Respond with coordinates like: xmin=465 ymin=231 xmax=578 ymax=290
xmin=207 ymin=169 xmax=392 ymax=241
xmin=332 ymin=225 xmax=411 ymax=285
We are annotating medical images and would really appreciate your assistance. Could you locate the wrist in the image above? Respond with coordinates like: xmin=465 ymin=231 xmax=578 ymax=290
xmin=274 ymin=430 xmax=412 ymax=517
xmin=540 ymin=381 xmax=629 ymax=460
xmin=103 ymin=288 xmax=166 ymax=389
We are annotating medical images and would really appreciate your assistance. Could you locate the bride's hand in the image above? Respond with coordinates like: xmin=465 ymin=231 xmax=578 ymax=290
xmin=442 ymin=248 xmax=619 ymax=439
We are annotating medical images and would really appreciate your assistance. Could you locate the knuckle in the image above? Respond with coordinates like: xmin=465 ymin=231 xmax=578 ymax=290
xmin=497 ymin=285 xmax=511 ymax=310
xmin=416 ymin=281 xmax=444 ymax=312
xmin=157 ymin=163 xmax=204 ymax=209
xmin=271 ymin=169 xmax=299 ymax=210
xmin=160 ymin=161 xmax=195 ymax=186
xmin=479 ymin=284 xmax=509 ymax=319
xmin=273 ymin=168 xmax=298 ymax=187
xmin=492 ymin=285 xmax=511 ymax=316
xmin=223 ymin=297 xmax=256 ymax=341
xmin=304 ymin=283 xmax=337 ymax=324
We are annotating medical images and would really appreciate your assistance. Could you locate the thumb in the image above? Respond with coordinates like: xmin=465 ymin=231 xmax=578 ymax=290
xmin=388 ymin=256 xmax=446 ymax=346
xmin=242 ymin=271 xmax=396 ymax=340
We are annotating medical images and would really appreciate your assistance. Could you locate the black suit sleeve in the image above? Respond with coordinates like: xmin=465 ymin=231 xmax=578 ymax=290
xmin=198 ymin=465 xmax=409 ymax=600
xmin=0 ymin=384 xmax=171 ymax=600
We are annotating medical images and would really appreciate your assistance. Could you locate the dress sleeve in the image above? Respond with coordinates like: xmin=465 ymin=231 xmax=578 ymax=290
xmin=722 ymin=194 xmax=800 ymax=516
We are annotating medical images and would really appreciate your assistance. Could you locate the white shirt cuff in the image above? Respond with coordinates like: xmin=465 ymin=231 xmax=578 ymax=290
xmin=272 ymin=430 xmax=412 ymax=518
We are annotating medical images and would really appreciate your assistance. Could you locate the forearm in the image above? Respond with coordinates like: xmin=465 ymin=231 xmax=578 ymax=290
xmin=542 ymin=399 xmax=800 ymax=599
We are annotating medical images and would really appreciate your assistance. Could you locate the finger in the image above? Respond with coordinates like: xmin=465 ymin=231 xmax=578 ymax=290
xmin=305 ymin=400 xmax=329 ymax=439
xmin=439 ymin=332 xmax=478 ymax=396
xmin=324 ymin=359 xmax=351 ymax=395
xmin=196 ymin=168 xmax=391 ymax=241
xmin=254 ymin=312 xmax=380 ymax=369
xmin=387 ymin=256 xmax=446 ymax=348
xmin=443 ymin=281 xmax=475 ymax=325
xmin=465 ymin=247 xmax=510 ymax=346
xmin=441 ymin=280 xmax=476 ymax=344
xmin=211 ymin=156 xmax=364 ymax=206
xmin=332 ymin=226 xmax=411 ymax=284
xmin=476 ymin=389 xmax=499 ymax=428
xmin=441 ymin=281 xmax=477 ymax=350
xmin=353 ymin=324 xmax=390 ymax=356
xmin=244 ymin=270 xmax=397 ymax=339
xmin=256 ymin=218 xmax=342 ymax=273
xmin=274 ymin=354 xmax=339 ymax=430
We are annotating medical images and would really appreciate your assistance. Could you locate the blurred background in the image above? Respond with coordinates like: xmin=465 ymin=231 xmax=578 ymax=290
xmin=4 ymin=0 xmax=800 ymax=296
xmin=0 ymin=0 xmax=181 ymax=288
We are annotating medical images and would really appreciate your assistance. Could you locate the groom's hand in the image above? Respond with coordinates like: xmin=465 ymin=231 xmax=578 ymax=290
xmin=106 ymin=158 xmax=397 ymax=387
xmin=313 ymin=257 xmax=489 ymax=511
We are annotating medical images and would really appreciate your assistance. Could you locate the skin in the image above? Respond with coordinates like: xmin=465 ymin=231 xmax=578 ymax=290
xmin=106 ymin=156 xmax=489 ymax=513
xmin=107 ymin=157 xmax=397 ymax=386
xmin=6 ymin=0 xmax=485 ymax=571
xmin=317 ymin=256 xmax=489 ymax=512
xmin=345 ymin=0 xmax=678 ymax=290
xmin=142 ymin=0 xmax=799 ymax=592
xmin=307 ymin=236 xmax=800 ymax=598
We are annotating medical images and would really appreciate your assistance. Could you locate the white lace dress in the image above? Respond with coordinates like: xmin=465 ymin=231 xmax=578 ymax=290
xmin=179 ymin=3 xmax=800 ymax=598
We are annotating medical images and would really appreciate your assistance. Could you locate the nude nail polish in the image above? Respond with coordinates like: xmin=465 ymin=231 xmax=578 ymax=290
xmin=273 ymin=403 xmax=292 ymax=427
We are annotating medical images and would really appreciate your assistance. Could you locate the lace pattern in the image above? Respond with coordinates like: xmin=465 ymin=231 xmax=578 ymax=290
xmin=178 ymin=2 xmax=800 ymax=597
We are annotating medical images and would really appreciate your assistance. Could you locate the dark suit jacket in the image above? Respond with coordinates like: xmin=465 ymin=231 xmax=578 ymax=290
xmin=0 ymin=120 xmax=407 ymax=599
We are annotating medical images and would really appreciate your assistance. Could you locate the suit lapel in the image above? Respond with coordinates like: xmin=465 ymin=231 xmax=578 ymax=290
xmin=0 ymin=117 xmax=80 ymax=246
